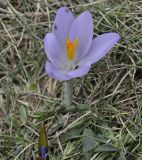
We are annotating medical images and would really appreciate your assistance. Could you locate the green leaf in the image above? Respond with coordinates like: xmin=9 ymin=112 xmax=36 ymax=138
xmin=63 ymin=142 xmax=75 ymax=156
xmin=68 ymin=119 xmax=86 ymax=130
xmin=19 ymin=105 xmax=28 ymax=124
xmin=64 ymin=128 xmax=83 ymax=141
xmin=82 ymin=128 xmax=96 ymax=152
xmin=28 ymin=82 xmax=37 ymax=92
xmin=77 ymin=104 xmax=90 ymax=112
xmin=117 ymin=151 xmax=126 ymax=160
xmin=95 ymin=144 xmax=117 ymax=152
xmin=138 ymin=98 xmax=142 ymax=108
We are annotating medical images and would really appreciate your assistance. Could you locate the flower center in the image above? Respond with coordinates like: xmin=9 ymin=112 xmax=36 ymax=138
xmin=66 ymin=37 xmax=78 ymax=60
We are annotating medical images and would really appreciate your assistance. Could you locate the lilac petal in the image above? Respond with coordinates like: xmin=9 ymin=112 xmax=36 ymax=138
xmin=45 ymin=61 xmax=71 ymax=81
xmin=52 ymin=7 xmax=74 ymax=48
xmin=80 ymin=32 xmax=120 ymax=65
xmin=69 ymin=11 xmax=93 ymax=61
xmin=67 ymin=62 xmax=91 ymax=78
xmin=44 ymin=33 xmax=67 ymax=69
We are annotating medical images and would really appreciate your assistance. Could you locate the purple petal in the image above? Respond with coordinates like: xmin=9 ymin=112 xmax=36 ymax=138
xmin=52 ymin=7 xmax=74 ymax=48
xmin=67 ymin=62 xmax=91 ymax=78
xmin=80 ymin=32 xmax=120 ymax=65
xmin=69 ymin=11 xmax=93 ymax=61
xmin=44 ymin=33 xmax=67 ymax=69
xmin=45 ymin=61 xmax=71 ymax=81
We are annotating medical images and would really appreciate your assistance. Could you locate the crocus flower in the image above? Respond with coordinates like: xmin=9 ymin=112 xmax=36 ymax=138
xmin=44 ymin=7 xmax=120 ymax=81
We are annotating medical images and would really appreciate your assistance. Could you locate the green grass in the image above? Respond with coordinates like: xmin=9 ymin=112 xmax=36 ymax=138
xmin=0 ymin=0 xmax=142 ymax=159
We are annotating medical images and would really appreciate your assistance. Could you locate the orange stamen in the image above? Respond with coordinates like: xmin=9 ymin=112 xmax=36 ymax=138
xmin=66 ymin=37 xmax=78 ymax=60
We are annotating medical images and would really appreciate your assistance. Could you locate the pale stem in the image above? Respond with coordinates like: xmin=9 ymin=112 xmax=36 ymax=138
xmin=62 ymin=80 xmax=73 ymax=107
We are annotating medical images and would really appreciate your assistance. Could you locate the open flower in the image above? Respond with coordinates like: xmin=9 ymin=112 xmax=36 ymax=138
xmin=44 ymin=7 xmax=120 ymax=81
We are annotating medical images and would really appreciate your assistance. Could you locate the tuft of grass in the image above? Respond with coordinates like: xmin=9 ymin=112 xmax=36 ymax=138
xmin=0 ymin=0 xmax=142 ymax=160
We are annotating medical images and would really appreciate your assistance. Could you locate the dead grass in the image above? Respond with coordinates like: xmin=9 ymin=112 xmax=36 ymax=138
xmin=0 ymin=0 xmax=142 ymax=159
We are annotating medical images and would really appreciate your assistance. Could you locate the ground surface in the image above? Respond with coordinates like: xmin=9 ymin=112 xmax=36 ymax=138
xmin=0 ymin=0 xmax=142 ymax=160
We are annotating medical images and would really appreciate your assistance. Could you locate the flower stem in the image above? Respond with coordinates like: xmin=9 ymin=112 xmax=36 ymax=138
xmin=62 ymin=80 xmax=73 ymax=107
